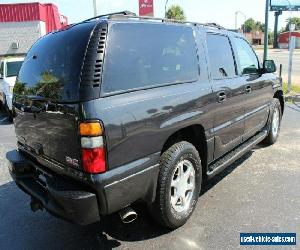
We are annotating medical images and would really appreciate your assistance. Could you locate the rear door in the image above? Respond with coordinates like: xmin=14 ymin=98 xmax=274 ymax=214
xmin=231 ymin=37 xmax=269 ymax=140
xmin=13 ymin=22 xmax=96 ymax=169
xmin=206 ymin=33 xmax=246 ymax=159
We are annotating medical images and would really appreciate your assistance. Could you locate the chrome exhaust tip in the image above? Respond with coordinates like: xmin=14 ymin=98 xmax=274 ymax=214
xmin=119 ymin=207 xmax=137 ymax=224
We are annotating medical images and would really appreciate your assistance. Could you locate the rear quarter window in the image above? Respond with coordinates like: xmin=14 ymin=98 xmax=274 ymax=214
xmin=102 ymin=23 xmax=199 ymax=94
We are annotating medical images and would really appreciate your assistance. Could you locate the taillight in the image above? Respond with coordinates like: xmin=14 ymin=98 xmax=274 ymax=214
xmin=80 ymin=121 xmax=106 ymax=174
xmin=79 ymin=122 xmax=102 ymax=136
xmin=81 ymin=148 xmax=106 ymax=174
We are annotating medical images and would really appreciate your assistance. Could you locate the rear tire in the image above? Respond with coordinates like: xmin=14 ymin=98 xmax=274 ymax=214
xmin=149 ymin=141 xmax=202 ymax=229
xmin=263 ymin=98 xmax=282 ymax=145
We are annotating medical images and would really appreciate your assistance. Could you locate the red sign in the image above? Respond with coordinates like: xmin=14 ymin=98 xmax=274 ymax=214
xmin=139 ymin=0 xmax=154 ymax=16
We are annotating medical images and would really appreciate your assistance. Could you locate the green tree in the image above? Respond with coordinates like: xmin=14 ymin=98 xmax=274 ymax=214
xmin=279 ymin=27 xmax=286 ymax=34
xmin=242 ymin=18 xmax=256 ymax=32
xmin=255 ymin=21 xmax=265 ymax=32
xmin=242 ymin=18 xmax=265 ymax=32
xmin=285 ymin=17 xmax=300 ymax=31
xmin=268 ymin=31 xmax=274 ymax=45
xmin=165 ymin=5 xmax=186 ymax=21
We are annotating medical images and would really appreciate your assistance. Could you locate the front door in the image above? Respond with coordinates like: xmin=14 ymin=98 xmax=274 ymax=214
xmin=206 ymin=33 xmax=245 ymax=160
xmin=231 ymin=37 xmax=270 ymax=140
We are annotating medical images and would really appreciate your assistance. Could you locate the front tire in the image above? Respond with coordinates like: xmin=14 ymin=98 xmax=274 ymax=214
xmin=263 ymin=98 xmax=282 ymax=145
xmin=149 ymin=141 xmax=202 ymax=229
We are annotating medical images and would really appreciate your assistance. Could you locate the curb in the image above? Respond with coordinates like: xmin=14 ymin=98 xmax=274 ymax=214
xmin=285 ymin=95 xmax=300 ymax=103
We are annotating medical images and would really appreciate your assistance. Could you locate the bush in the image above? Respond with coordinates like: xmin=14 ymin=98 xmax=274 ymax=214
xmin=282 ymin=83 xmax=300 ymax=95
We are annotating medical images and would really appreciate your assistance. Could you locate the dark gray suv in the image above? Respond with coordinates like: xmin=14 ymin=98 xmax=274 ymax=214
xmin=7 ymin=11 xmax=284 ymax=229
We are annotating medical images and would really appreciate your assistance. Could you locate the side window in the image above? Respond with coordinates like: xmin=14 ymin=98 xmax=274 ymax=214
xmin=233 ymin=37 xmax=259 ymax=75
xmin=206 ymin=34 xmax=236 ymax=80
xmin=102 ymin=23 xmax=199 ymax=94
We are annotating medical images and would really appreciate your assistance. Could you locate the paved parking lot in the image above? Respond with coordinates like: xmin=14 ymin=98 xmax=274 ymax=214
xmin=0 ymin=104 xmax=299 ymax=250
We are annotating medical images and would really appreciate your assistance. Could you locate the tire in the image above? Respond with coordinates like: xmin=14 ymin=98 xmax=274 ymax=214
xmin=7 ymin=111 xmax=13 ymax=122
xmin=149 ymin=141 xmax=202 ymax=229
xmin=0 ymin=98 xmax=3 ymax=110
xmin=263 ymin=98 xmax=282 ymax=145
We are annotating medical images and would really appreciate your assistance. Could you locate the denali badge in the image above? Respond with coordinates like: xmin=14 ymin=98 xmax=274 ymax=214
xmin=65 ymin=156 xmax=79 ymax=167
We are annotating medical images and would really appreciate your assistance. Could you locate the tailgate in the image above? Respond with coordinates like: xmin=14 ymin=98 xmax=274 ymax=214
xmin=14 ymin=102 xmax=81 ymax=168
xmin=12 ymin=22 xmax=98 ymax=169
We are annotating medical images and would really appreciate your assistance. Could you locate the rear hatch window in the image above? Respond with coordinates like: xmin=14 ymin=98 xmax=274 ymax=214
xmin=15 ymin=22 xmax=95 ymax=102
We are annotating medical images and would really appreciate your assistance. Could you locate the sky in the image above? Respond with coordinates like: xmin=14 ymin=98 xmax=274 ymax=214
xmin=2 ymin=0 xmax=299 ymax=30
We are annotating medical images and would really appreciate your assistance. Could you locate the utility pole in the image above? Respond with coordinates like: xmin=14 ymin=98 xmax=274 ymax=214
xmin=93 ymin=0 xmax=98 ymax=17
xmin=263 ymin=0 xmax=270 ymax=61
xmin=235 ymin=11 xmax=246 ymax=33
xmin=288 ymin=24 xmax=296 ymax=92
xmin=165 ymin=0 xmax=169 ymax=18
xmin=273 ymin=10 xmax=282 ymax=49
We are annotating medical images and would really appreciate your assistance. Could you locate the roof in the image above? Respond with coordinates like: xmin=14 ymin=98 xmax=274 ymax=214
xmin=1 ymin=57 xmax=24 ymax=62
xmin=80 ymin=11 xmax=239 ymax=36
xmin=0 ymin=2 xmax=68 ymax=33
xmin=278 ymin=31 xmax=300 ymax=43
xmin=279 ymin=31 xmax=300 ymax=35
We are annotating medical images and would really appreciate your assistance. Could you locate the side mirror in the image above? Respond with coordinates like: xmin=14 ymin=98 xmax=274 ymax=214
xmin=263 ymin=60 xmax=276 ymax=74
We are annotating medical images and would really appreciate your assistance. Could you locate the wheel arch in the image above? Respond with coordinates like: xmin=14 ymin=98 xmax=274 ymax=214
xmin=161 ymin=124 xmax=208 ymax=177
xmin=273 ymin=90 xmax=284 ymax=114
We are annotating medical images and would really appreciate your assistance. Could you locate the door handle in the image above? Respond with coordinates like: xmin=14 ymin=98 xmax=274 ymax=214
xmin=217 ymin=91 xmax=227 ymax=103
xmin=245 ymin=85 xmax=252 ymax=94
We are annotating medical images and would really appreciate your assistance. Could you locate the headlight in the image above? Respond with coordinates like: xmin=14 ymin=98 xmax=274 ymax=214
xmin=9 ymin=86 xmax=14 ymax=93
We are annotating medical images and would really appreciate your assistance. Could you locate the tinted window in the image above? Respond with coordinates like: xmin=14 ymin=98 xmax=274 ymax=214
xmin=234 ymin=37 xmax=259 ymax=75
xmin=15 ymin=22 xmax=95 ymax=102
xmin=206 ymin=34 xmax=236 ymax=79
xmin=102 ymin=23 xmax=199 ymax=94
xmin=6 ymin=61 xmax=23 ymax=77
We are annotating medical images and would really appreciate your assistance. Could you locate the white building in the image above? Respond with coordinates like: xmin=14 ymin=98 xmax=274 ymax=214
xmin=0 ymin=2 xmax=68 ymax=57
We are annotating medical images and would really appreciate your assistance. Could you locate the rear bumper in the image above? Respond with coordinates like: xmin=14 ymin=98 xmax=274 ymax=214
xmin=6 ymin=150 xmax=160 ymax=225
xmin=7 ymin=150 xmax=100 ymax=225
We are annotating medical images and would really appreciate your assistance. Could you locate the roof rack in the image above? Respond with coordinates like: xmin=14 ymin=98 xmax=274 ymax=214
xmin=82 ymin=11 xmax=225 ymax=30
xmin=204 ymin=23 xmax=226 ymax=30
xmin=82 ymin=10 xmax=136 ymax=22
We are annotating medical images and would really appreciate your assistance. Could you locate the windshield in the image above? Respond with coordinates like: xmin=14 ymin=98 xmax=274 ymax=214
xmin=6 ymin=61 xmax=23 ymax=77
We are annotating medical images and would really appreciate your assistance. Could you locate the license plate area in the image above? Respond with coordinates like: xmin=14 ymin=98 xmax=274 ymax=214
xmin=34 ymin=168 xmax=52 ymax=188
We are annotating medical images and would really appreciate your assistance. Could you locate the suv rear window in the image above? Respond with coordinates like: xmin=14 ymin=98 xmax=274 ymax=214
xmin=102 ymin=23 xmax=199 ymax=94
xmin=15 ymin=22 xmax=95 ymax=102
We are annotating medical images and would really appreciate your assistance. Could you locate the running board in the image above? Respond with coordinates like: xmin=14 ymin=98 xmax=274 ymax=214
xmin=207 ymin=130 xmax=268 ymax=178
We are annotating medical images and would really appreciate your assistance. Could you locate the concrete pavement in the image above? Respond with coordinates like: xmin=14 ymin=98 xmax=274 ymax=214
xmin=256 ymin=50 xmax=300 ymax=85
xmin=0 ymin=105 xmax=299 ymax=250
